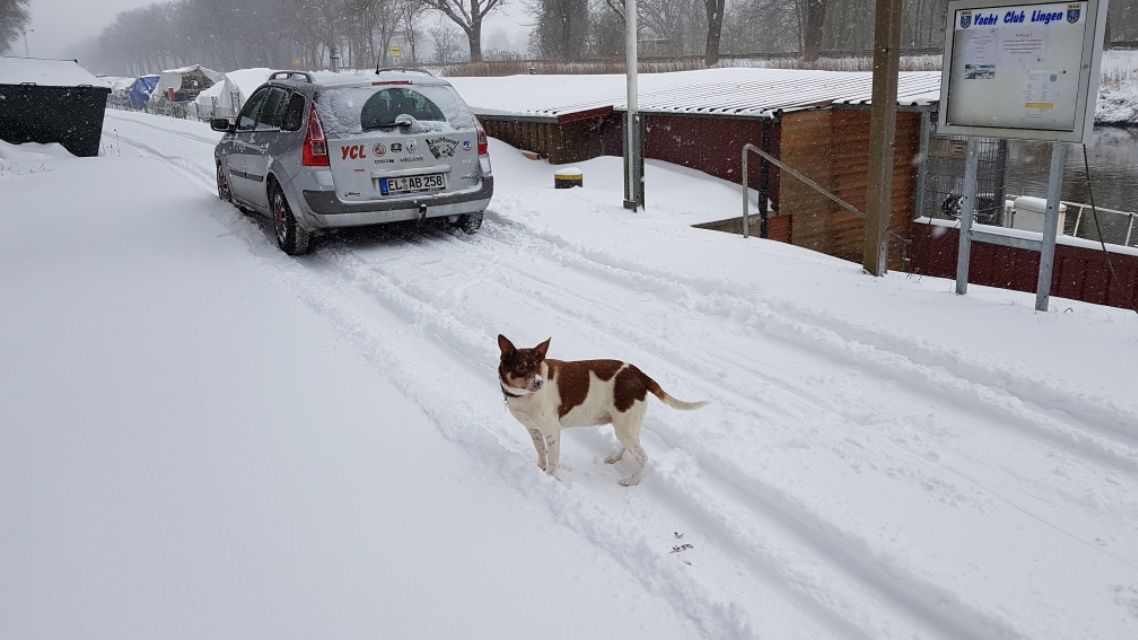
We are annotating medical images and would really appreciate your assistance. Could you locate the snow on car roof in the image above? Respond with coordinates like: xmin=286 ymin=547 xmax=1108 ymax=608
xmin=308 ymin=69 xmax=452 ymax=89
xmin=0 ymin=56 xmax=109 ymax=88
xmin=448 ymin=68 xmax=943 ymax=122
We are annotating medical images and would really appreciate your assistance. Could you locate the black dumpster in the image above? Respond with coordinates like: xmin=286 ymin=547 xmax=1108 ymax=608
xmin=0 ymin=58 xmax=110 ymax=158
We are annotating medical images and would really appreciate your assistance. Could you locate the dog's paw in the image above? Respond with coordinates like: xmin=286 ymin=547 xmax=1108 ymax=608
xmin=619 ymin=476 xmax=641 ymax=487
xmin=604 ymin=451 xmax=624 ymax=465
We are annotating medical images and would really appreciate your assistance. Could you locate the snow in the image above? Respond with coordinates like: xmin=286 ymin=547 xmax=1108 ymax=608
xmin=194 ymin=68 xmax=272 ymax=114
xmin=447 ymin=68 xmax=942 ymax=120
xmin=2 ymin=107 xmax=1137 ymax=640
xmin=219 ymin=67 xmax=273 ymax=103
xmin=0 ymin=56 xmax=109 ymax=87
xmin=446 ymin=50 xmax=1136 ymax=123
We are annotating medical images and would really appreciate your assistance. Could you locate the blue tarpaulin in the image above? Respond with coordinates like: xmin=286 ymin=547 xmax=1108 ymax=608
xmin=128 ymin=75 xmax=159 ymax=109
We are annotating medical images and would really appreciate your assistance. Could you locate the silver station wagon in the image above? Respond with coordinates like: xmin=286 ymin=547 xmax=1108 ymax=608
xmin=211 ymin=68 xmax=493 ymax=254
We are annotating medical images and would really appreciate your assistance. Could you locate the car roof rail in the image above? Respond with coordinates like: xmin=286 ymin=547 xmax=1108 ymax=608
xmin=374 ymin=67 xmax=434 ymax=77
xmin=269 ymin=70 xmax=314 ymax=83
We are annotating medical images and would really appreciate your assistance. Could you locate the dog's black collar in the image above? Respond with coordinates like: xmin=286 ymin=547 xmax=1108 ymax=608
xmin=501 ymin=384 xmax=527 ymax=400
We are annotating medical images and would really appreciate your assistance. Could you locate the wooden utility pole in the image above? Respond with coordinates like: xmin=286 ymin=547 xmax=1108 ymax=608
xmin=863 ymin=0 xmax=904 ymax=276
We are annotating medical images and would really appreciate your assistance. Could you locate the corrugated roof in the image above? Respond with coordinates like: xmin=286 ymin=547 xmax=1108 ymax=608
xmin=0 ymin=57 xmax=109 ymax=88
xmin=616 ymin=71 xmax=943 ymax=116
xmin=453 ymin=68 xmax=942 ymax=122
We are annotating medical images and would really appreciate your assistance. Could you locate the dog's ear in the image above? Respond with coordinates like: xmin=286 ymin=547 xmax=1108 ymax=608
xmin=497 ymin=334 xmax=516 ymax=355
xmin=534 ymin=337 xmax=551 ymax=359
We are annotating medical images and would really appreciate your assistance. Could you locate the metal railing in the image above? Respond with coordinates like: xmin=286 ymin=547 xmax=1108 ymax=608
xmin=1005 ymin=194 xmax=1138 ymax=248
xmin=1068 ymin=201 xmax=1138 ymax=248
xmin=741 ymin=142 xmax=865 ymax=238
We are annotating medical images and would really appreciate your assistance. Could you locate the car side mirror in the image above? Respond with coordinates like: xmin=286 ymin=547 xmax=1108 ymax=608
xmin=210 ymin=118 xmax=234 ymax=133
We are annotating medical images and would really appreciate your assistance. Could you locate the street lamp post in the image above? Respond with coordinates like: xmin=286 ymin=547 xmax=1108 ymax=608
xmin=22 ymin=29 xmax=34 ymax=57
xmin=622 ymin=0 xmax=643 ymax=211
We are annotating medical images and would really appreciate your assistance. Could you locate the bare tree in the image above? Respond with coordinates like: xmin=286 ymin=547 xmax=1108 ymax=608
xmin=532 ymin=0 xmax=590 ymax=60
xmin=704 ymin=0 xmax=724 ymax=64
xmin=721 ymin=0 xmax=799 ymax=54
xmin=397 ymin=0 xmax=431 ymax=63
xmin=0 ymin=0 xmax=31 ymax=53
xmin=419 ymin=0 xmax=506 ymax=62
xmin=801 ymin=0 xmax=826 ymax=62
xmin=429 ymin=18 xmax=466 ymax=62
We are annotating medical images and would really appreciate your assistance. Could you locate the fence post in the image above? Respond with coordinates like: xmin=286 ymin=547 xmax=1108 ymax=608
xmin=1035 ymin=142 xmax=1068 ymax=312
xmin=955 ymin=138 xmax=980 ymax=295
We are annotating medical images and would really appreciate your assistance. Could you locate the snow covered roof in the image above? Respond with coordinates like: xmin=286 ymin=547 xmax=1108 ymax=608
xmin=0 ymin=57 xmax=109 ymax=88
xmin=221 ymin=67 xmax=273 ymax=99
xmin=448 ymin=68 xmax=942 ymax=122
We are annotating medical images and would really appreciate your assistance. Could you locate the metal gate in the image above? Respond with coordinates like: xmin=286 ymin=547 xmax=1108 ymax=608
xmin=918 ymin=114 xmax=1009 ymax=226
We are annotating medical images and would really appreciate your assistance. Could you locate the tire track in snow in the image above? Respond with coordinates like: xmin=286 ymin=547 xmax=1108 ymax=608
xmin=481 ymin=200 xmax=1138 ymax=471
xmin=103 ymin=120 xmax=217 ymax=195
xmin=210 ymin=222 xmax=765 ymax=640
xmin=300 ymin=226 xmax=1038 ymax=640
xmin=107 ymin=114 xmax=1134 ymax=639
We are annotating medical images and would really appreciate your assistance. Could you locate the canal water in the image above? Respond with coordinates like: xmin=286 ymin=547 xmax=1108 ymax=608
xmin=1005 ymin=126 xmax=1138 ymax=246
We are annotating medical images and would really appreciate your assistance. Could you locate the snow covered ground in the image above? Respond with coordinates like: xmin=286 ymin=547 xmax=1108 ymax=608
xmin=2 ymin=109 xmax=1137 ymax=640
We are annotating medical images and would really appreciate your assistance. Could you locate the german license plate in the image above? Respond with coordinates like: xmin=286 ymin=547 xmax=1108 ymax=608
xmin=379 ymin=173 xmax=445 ymax=195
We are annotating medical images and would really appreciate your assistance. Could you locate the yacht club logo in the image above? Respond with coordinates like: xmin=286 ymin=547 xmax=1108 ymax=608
xmin=1066 ymin=5 xmax=1080 ymax=23
xmin=426 ymin=137 xmax=458 ymax=159
xmin=959 ymin=10 xmax=971 ymax=28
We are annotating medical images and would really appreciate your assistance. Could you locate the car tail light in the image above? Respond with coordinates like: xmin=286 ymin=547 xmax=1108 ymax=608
xmin=303 ymin=104 xmax=329 ymax=167
xmin=475 ymin=117 xmax=488 ymax=156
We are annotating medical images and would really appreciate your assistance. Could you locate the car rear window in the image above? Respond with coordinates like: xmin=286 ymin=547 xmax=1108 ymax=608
xmin=316 ymin=84 xmax=476 ymax=137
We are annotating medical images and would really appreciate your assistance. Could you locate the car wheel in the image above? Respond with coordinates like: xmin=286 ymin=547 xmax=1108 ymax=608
xmin=216 ymin=163 xmax=232 ymax=203
xmin=271 ymin=187 xmax=312 ymax=255
xmin=458 ymin=211 xmax=483 ymax=234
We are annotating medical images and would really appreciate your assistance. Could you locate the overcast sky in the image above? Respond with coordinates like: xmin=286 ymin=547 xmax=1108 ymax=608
xmin=5 ymin=0 xmax=155 ymax=58
xmin=6 ymin=0 xmax=529 ymax=60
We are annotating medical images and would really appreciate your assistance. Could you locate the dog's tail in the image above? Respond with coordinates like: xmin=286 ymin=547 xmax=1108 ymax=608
xmin=640 ymin=369 xmax=709 ymax=411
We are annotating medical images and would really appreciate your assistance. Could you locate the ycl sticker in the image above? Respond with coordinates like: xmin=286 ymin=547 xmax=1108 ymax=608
xmin=342 ymin=145 xmax=368 ymax=160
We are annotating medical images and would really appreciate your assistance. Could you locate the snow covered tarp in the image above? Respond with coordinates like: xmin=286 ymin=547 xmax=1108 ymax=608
xmin=193 ymin=67 xmax=272 ymax=118
xmin=151 ymin=64 xmax=223 ymax=104
xmin=0 ymin=56 xmax=110 ymax=157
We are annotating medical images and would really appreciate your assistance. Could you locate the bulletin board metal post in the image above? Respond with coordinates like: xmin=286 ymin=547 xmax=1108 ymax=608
xmin=938 ymin=0 xmax=1108 ymax=311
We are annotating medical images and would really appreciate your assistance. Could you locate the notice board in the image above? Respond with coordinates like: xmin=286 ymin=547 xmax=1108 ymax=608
xmin=937 ymin=0 xmax=1108 ymax=142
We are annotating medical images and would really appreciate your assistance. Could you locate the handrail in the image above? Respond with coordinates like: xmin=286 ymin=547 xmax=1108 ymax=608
xmin=741 ymin=143 xmax=865 ymax=239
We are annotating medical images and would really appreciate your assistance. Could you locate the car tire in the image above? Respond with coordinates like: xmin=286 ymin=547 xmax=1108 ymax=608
xmin=271 ymin=187 xmax=312 ymax=255
xmin=458 ymin=211 xmax=483 ymax=234
xmin=216 ymin=163 xmax=232 ymax=203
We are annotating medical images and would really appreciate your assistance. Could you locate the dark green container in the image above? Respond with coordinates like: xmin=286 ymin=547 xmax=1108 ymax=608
xmin=0 ymin=84 xmax=110 ymax=157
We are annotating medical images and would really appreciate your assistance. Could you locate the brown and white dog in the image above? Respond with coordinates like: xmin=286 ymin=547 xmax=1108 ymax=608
xmin=497 ymin=335 xmax=709 ymax=486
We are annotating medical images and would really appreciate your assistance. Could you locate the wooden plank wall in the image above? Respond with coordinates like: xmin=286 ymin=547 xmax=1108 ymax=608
xmin=480 ymin=118 xmax=611 ymax=164
xmin=910 ymin=222 xmax=1138 ymax=310
xmin=779 ymin=109 xmax=920 ymax=269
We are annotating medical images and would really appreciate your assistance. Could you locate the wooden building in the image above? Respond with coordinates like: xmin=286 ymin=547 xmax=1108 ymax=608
xmin=463 ymin=69 xmax=1137 ymax=309
xmin=469 ymin=69 xmax=942 ymax=271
